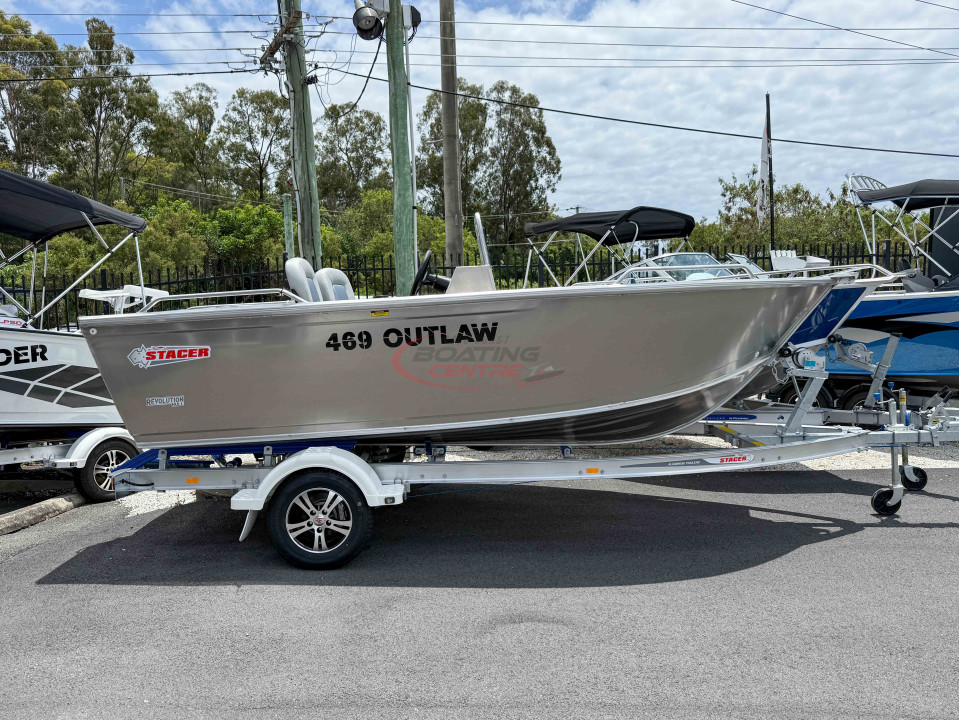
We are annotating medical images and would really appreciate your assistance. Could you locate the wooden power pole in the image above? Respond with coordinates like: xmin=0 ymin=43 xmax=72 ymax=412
xmin=439 ymin=0 xmax=464 ymax=266
xmin=262 ymin=0 xmax=322 ymax=268
xmin=385 ymin=0 xmax=416 ymax=295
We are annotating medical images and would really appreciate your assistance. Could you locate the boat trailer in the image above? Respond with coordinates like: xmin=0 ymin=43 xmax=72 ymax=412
xmin=110 ymin=350 xmax=958 ymax=568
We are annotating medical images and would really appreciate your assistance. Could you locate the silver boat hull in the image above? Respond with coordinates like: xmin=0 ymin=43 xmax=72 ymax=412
xmin=79 ymin=279 xmax=834 ymax=448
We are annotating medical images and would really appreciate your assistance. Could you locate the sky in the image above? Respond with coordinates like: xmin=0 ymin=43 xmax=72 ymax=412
xmin=10 ymin=0 xmax=959 ymax=220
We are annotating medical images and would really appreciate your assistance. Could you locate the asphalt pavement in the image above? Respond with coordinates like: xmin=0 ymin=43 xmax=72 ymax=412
xmin=1 ymin=468 xmax=958 ymax=719
xmin=0 ymin=474 xmax=75 ymax=514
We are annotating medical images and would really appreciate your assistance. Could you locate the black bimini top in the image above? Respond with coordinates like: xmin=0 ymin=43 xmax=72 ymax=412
xmin=856 ymin=179 xmax=959 ymax=211
xmin=524 ymin=206 xmax=696 ymax=244
xmin=0 ymin=169 xmax=146 ymax=243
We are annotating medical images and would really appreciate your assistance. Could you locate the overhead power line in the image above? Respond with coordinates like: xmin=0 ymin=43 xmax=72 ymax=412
xmin=0 ymin=30 xmax=287 ymax=37
xmin=0 ymin=68 xmax=260 ymax=82
xmin=372 ymin=34 xmax=959 ymax=51
xmin=410 ymin=18 xmax=959 ymax=31
xmin=13 ymin=12 xmax=959 ymax=31
xmin=127 ymin=179 xmax=282 ymax=207
xmin=400 ymin=59 xmax=959 ymax=68
xmin=313 ymin=42 xmax=959 ymax=52
xmin=915 ymin=0 xmax=959 ymax=11
xmin=0 ymin=47 xmax=261 ymax=53
xmin=27 ymin=62 xmax=258 ymax=69
xmin=17 ymin=12 xmax=345 ymax=18
xmin=26 ymin=56 xmax=959 ymax=72
xmin=329 ymin=67 xmax=959 ymax=159
xmin=729 ymin=0 xmax=959 ymax=59
xmin=319 ymin=49 xmax=959 ymax=63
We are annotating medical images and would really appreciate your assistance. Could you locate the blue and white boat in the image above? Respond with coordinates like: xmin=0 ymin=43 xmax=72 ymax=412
xmin=819 ymin=176 xmax=959 ymax=407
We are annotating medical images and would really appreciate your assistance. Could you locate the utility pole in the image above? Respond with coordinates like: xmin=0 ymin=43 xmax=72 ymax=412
xmin=262 ymin=0 xmax=322 ymax=268
xmin=385 ymin=0 xmax=416 ymax=295
xmin=282 ymin=193 xmax=295 ymax=258
xmin=766 ymin=92 xmax=776 ymax=251
xmin=439 ymin=0 xmax=464 ymax=266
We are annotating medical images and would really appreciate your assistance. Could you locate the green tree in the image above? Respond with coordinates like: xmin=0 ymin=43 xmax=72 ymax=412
xmin=0 ymin=12 xmax=71 ymax=178
xmin=688 ymin=168 xmax=868 ymax=253
xmin=209 ymin=204 xmax=286 ymax=264
xmin=149 ymin=82 xmax=225 ymax=198
xmin=315 ymin=103 xmax=390 ymax=212
xmin=414 ymin=80 xmax=559 ymax=246
xmin=416 ymin=78 xmax=489 ymax=218
xmin=218 ymin=88 xmax=288 ymax=202
xmin=336 ymin=188 xmax=394 ymax=255
xmin=482 ymin=81 xmax=561 ymax=246
xmin=334 ymin=187 xmax=477 ymax=259
xmin=56 ymin=19 xmax=158 ymax=202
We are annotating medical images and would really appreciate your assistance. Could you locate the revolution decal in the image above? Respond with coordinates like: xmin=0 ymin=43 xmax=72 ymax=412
xmin=128 ymin=345 xmax=211 ymax=369
xmin=146 ymin=395 xmax=185 ymax=408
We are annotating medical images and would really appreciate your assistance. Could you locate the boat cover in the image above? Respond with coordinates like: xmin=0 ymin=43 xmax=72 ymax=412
xmin=855 ymin=179 xmax=959 ymax=211
xmin=0 ymin=170 xmax=146 ymax=242
xmin=524 ymin=206 xmax=695 ymax=244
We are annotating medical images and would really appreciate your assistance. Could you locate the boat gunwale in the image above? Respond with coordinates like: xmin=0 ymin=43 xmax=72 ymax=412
xmin=77 ymin=275 xmax=838 ymax=328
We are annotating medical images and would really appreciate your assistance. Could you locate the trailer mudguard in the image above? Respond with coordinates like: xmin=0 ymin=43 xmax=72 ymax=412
xmin=230 ymin=446 xmax=404 ymax=512
xmin=54 ymin=427 xmax=136 ymax=469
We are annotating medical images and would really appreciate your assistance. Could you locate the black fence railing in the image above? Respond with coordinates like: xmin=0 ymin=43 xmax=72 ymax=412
xmin=1 ymin=241 xmax=919 ymax=332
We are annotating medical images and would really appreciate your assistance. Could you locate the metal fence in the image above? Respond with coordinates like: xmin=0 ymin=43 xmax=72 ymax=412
xmin=1 ymin=241 xmax=919 ymax=332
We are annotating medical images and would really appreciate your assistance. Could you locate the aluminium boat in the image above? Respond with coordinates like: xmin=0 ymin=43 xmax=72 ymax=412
xmin=79 ymin=215 xmax=840 ymax=449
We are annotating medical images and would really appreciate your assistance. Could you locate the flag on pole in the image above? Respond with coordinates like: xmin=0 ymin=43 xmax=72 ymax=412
xmin=757 ymin=117 xmax=771 ymax=226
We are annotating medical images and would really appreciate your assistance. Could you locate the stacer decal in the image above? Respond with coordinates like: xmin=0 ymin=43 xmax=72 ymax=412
xmin=128 ymin=345 xmax=211 ymax=369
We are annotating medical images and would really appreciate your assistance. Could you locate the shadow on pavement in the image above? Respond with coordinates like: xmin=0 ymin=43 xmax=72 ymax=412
xmin=39 ymin=475 xmax=874 ymax=589
xmin=623 ymin=471 xmax=884 ymax=495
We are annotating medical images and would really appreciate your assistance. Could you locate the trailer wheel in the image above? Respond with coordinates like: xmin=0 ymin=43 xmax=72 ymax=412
xmin=900 ymin=465 xmax=928 ymax=492
xmin=775 ymin=382 xmax=834 ymax=408
xmin=267 ymin=472 xmax=372 ymax=569
xmin=74 ymin=439 xmax=137 ymax=503
xmin=871 ymin=488 xmax=901 ymax=516
xmin=839 ymin=384 xmax=894 ymax=411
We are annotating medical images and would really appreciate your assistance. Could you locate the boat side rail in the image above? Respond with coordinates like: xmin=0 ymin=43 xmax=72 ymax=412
xmin=603 ymin=263 xmax=759 ymax=285
xmin=752 ymin=264 xmax=901 ymax=281
xmin=138 ymin=288 xmax=306 ymax=313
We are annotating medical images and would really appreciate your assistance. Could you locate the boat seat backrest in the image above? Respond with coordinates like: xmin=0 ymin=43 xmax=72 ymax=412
xmin=901 ymin=272 xmax=936 ymax=293
xmin=318 ymin=267 xmax=355 ymax=301
xmin=769 ymin=249 xmax=805 ymax=272
xmin=285 ymin=257 xmax=327 ymax=303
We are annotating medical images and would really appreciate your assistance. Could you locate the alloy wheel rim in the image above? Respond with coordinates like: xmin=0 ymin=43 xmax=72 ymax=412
xmin=93 ymin=449 xmax=130 ymax=491
xmin=285 ymin=488 xmax=353 ymax=554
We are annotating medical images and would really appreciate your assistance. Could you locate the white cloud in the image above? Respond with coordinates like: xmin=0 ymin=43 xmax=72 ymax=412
xmin=31 ymin=0 xmax=959 ymax=220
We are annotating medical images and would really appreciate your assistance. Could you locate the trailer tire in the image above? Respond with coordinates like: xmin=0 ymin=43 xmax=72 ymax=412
xmin=267 ymin=472 xmax=372 ymax=569
xmin=839 ymin=384 xmax=895 ymax=412
xmin=74 ymin=439 xmax=137 ymax=503
xmin=774 ymin=382 xmax=834 ymax=408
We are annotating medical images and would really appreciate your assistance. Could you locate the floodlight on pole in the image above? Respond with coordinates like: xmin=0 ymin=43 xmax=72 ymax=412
xmin=353 ymin=0 xmax=384 ymax=40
